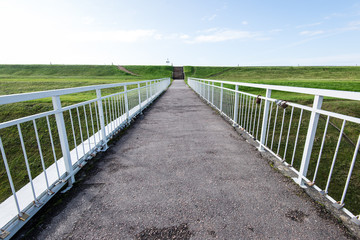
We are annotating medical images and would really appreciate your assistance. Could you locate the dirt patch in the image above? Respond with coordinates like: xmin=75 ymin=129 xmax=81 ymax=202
xmin=135 ymin=223 xmax=192 ymax=240
xmin=285 ymin=210 xmax=308 ymax=223
xmin=117 ymin=66 xmax=138 ymax=76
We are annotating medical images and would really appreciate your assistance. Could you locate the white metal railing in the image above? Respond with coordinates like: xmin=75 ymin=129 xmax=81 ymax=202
xmin=0 ymin=78 xmax=170 ymax=239
xmin=188 ymin=77 xmax=360 ymax=224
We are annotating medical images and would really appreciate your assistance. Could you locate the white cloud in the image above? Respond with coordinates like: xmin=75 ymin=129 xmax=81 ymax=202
xmin=81 ymin=17 xmax=95 ymax=25
xmin=202 ymin=14 xmax=217 ymax=21
xmin=299 ymin=30 xmax=325 ymax=36
xmin=349 ymin=20 xmax=360 ymax=26
xmin=186 ymin=29 xmax=260 ymax=43
xmin=180 ymin=34 xmax=190 ymax=39
xmin=296 ymin=22 xmax=322 ymax=28
xmin=269 ymin=29 xmax=283 ymax=33
xmin=242 ymin=21 xmax=248 ymax=25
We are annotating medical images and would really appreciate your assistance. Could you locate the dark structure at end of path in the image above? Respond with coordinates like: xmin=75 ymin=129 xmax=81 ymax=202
xmin=172 ymin=66 xmax=184 ymax=80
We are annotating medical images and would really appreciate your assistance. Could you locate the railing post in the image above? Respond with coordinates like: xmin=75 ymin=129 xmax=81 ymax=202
xmin=96 ymin=89 xmax=108 ymax=150
xmin=233 ymin=85 xmax=239 ymax=126
xmin=212 ymin=82 xmax=214 ymax=105
xmin=138 ymin=83 xmax=142 ymax=113
xmin=207 ymin=81 xmax=210 ymax=101
xmin=220 ymin=83 xmax=224 ymax=113
xmin=124 ymin=85 xmax=130 ymax=123
xmin=297 ymin=95 xmax=323 ymax=186
xmin=149 ymin=81 xmax=153 ymax=99
xmin=258 ymin=89 xmax=272 ymax=152
xmin=146 ymin=82 xmax=149 ymax=101
xmin=52 ymin=96 xmax=75 ymax=186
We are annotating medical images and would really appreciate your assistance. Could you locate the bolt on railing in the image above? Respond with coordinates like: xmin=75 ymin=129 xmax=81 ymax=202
xmin=188 ymin=77 xmax=360 ymax=225
xmin=0 ymin=78 xmax=170 ymax=239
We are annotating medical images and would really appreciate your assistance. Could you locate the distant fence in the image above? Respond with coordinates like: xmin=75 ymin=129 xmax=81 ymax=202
xmin=0 ymin=78 xmax=170 ymax=239
xmin=188 ymin=77 xmax=360 ymax=224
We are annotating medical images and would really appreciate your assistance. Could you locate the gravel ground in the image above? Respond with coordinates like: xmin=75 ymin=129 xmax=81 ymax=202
xmin=18 ymin=80 xmax=354 ymax=239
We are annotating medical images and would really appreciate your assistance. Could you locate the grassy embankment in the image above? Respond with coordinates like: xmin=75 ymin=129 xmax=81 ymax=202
xmin=184 ymin=66 xmax=360 ymax=214
xmin=0 ymin=64 xmax=172 ymax=203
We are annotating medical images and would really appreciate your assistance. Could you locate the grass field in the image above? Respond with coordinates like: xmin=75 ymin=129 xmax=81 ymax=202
xmin=0 ymin=64 xmax=359 ymax=215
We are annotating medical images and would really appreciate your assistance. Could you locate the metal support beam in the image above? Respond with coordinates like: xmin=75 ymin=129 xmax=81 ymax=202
xmin=52 ymin=96 xmax=74 ymax=185
xmin=297 ymin=95 xmax=323 ymax=187
xmin=258 ymin=89 xmax=271 ymax=152
xmin=233 ymin=85 xmax=239 ymax=125
xmin=96 ymin=89 xmax=108 ymax=150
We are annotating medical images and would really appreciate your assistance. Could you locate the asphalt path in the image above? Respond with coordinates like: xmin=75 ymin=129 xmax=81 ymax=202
xmin=25 ymin=80 xmax=352 ymax=239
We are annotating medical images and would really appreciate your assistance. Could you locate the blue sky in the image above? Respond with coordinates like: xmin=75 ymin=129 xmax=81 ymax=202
xmin=0 ymin=0 xmax=359 ymax=66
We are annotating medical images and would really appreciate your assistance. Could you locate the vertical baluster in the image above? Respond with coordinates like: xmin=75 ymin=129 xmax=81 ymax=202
xmin=69 ymin=109 xmax=79 ymax=161
xmin=107 ymin=98 xmax=113 ymax=132
xmin=291 ymin=109 xmax=303 ymax=166
xmin=0 ymin=137 xmax=22 ymax=215
xmin=33 ymin=119 xmax=50 ymax=192
xmin=89 ymin=103 xmax=96 ymax=146
xmin=94 ymin=101 xmax=100 ymax=142
xmin=111 ymin=96 xmax=116 ymax=130
xmin=283 ymin=106 xmax=294 ymax=161
xmin=312 ymin=116 xmax=330 ymax=183
xmin=249 ymin=98 xmax=254 ymax=134
xmin=83 ymin=105 xmax=91 ymax=151
xmin=76 ymin=107 xmax=86 ymax=156
xmin=277 ymin=108 xmax=286 ymax=155
xmin=252 ymin=101 xmax=258 ymax=135
xmin=340 ymin=134 xmax=360 ymax=205
xmin=271 ymin=106 xmax=279 ymax=150
xmin=103 ymin=98 xmax=109 ymax=134
xmin=325 ymin=120 xmax=346 ymax=193
xmin=124 ymin=85 xmax=130 ymax=123
xmin=17 ymin=124 xmax=37 ymax=202
xmin=46 ymin=116 xmax=61 ymax=179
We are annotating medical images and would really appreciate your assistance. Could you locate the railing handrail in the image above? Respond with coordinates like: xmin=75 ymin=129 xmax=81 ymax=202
xmin=188 ymin=77 xmax=360 ymax=224
xmin=0 ymin=77 xmax=171 ymax=239
xmin=190 ymin=77 xmax=360 ymax=101
xmin=0 ymin=78 xmax=168 ymax=105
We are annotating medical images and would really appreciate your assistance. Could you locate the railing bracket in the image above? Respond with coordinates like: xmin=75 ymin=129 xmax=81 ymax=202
xmin=306 ymin=181 xmax=315 ymax=187
xmin=319 ymin=190 xmax=327 ymax=195
xmin=351 ymin=216 xmax=360 ymax=225
xmin=33 ymin=200 xmax=43 ymax=208
xmin=100 ymin=145 xmax=109 ymax=152
xmin=0 ymin=230 xmax=10 ymax=239
xmin=47 ymin=189 xmax=55 ymax=195
xmin=332 ymin=201 xmax=345 ymax=210
xmin=61 ymin=185 xmax=73 ymax=193
xmin=18 ymin=212 xmax=29 ymax=221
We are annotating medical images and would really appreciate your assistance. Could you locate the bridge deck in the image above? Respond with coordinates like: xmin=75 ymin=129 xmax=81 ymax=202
xmin=20 ymin=80 xmax=351 ymax=239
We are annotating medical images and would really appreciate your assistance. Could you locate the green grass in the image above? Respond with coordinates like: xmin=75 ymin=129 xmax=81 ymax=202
xmin=185 ymin=66 xmax=360 ymax=214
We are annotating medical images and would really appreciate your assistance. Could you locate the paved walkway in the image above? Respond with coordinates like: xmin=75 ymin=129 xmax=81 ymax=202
xmin=26 ymin=80 xmax=351 ymax=239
